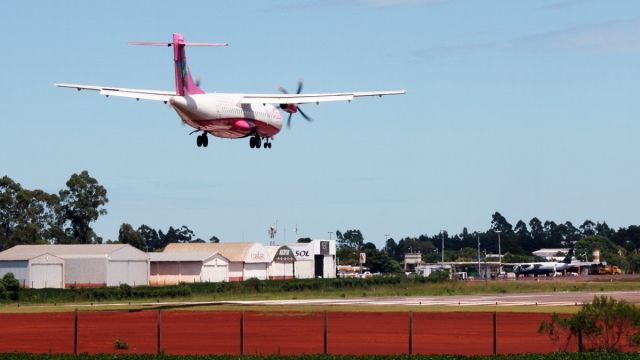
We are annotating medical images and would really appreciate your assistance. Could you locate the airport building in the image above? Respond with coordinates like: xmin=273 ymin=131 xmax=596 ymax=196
xmin=149 ymin=251 xmax=230 ymax=285
xmin=0 ymin=244 xmax=149 ymax=288
xmin=266 ymin=245 xmax=296 ymax=280
xmin=162 ymin=242 xmax=270 ymax=281
xmin=0 ymin=239 xmax=337 ymax=288
xmin=288 ymin=240 xmax=336 ymax=279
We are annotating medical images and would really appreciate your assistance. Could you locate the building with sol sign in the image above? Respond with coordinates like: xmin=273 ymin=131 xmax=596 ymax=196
xmin=266 ymin=245 xmax=296 ymax=280
xmin=162 ymin=242 xmax=270 ymax=281
xmin=288 ymin=239 xmax=336 ymax=279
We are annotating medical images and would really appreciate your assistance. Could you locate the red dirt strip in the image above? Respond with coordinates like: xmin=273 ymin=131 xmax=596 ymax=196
xmin=0 ymin=311 xmax=585 ymax=355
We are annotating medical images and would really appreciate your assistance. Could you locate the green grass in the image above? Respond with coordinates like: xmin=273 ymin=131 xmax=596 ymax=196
xmin=2 ymin=277 xmax=639 ymax=314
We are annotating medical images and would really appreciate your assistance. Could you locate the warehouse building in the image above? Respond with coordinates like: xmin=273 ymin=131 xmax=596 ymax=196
xmin=0 ymin=251 xmax=65 ymax=289
xmin=149 ymin=251 xmax=230 ymax=285
xmin=163 ymin=242 xmax=270 ymax=281
xmin=0 ymin=244 xmax=149 ymax=288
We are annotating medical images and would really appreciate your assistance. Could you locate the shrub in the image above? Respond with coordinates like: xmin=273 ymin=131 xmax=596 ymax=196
xmin=539 ymin=295 xmax=640 ymax=352
xmin=0 ymin=273 xmax=20 ymax=300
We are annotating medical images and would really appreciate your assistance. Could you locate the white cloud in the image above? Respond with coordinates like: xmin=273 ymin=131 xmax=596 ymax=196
xmin=416 ymin=17 xmax=640 ymax=59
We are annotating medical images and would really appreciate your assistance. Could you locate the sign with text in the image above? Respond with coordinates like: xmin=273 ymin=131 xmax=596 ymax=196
xmin=359 ymin=252 xmax=366 ymax=264
xmin=320 ymin=241 xmax=330 ymax=255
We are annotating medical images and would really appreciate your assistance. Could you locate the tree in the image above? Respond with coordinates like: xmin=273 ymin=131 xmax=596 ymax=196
xmin=580 ymin=220 xmax=596 ymax=236
xmin=365 ymin=250 xmax=402 ymax=274
xmin=209 ymin=235 xmax=221 ymax=243
xmin=0 ymin=176 xmax=65 ymax=250
xmin=159 ymin=225 xmax=195 ymax=246
xmin=515 ymin=220 xmax=535 ymax=252
xmin=539 ymin=296 xmax=640 ymax=352
xmin=575 ymin=235 xmax=626 ymax=268
xmin=335 ymin=229 xmax=364 ymax=250
xmin=137 ymin=225 xmax=161 ymax=251
xmin=118 ymin=223 xmax=145 ymax=250
xmin=491 ymin=212 xmax=513 ymax=234
xmin=59 ymin=171 xmax=108 ymax=244
xmin=529 ymin=217 xmax=545 ymax=250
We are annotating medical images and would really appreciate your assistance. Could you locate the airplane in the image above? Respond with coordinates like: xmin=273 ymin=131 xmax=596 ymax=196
xmin=56 ymin=33 xmax=405 ymax=149
xmin=511 ymin=248 xmax=575 ymax=277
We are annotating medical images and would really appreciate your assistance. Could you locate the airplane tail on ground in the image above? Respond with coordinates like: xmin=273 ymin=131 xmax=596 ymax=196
xmin=562 ymin=247 xmax=574 ymax=263
xmin=129 ymin=33 xmax=227 ymax=96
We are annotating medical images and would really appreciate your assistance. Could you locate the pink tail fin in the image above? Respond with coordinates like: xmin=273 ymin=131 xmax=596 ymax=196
xmin=130 ymin=33 xmax=228 ymax=96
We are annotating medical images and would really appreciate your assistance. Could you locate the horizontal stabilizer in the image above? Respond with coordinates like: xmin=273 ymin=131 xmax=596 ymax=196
xmin=129 ymin=41 xmax=228 ymax=47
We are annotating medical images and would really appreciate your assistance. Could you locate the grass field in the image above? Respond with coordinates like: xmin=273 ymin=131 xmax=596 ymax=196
xmin=1 ymin=277 xmax=637 ymax=314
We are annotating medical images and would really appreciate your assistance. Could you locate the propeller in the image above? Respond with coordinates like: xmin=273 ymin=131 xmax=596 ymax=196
xmin=278 ymin=80 xmax=313 ymax=128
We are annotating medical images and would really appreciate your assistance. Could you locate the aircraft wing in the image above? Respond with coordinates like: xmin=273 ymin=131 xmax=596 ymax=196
xmin=55 ymin=83 xmax=175 ymax=102
xmin=239 ymin=90 xmax=405 ymax=105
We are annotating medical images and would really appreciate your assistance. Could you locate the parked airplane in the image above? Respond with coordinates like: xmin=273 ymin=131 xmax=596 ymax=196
xmin=56 ymin=33 xmax=405 ymax=149
xmin=512 ymin=248 xmax=575 ymax=277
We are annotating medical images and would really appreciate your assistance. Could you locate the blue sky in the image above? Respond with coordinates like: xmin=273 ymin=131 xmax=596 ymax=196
xmin=1 ymin=0 xmax=639 ymax=247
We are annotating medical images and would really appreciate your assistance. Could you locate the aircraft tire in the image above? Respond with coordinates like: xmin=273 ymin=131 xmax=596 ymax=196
xmin=196 ymin=135 xmax=202 ymax=147
xmin=202 ymin=135 xmax=208 ymax=147
xmin=249 ymin=137 xmax=255 ymax=148
xmin=256 ymin=137 xmax=261 ymax=149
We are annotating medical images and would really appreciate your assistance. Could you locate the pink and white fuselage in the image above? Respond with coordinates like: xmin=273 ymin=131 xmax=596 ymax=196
xmin=56 ymin=33 xmax=404 ymax=148
xmin=170 ymin=94 xmax=283 ymax=139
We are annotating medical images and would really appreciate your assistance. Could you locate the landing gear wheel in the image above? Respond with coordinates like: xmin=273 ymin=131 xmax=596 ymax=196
xmin=256 ymin=137 xmax=262 ymax=149
xmin=249 ymin=137 xmax=255 ymax=148
xmin=196 ymin=135 xmax=203 ymax=147
xmin=202 ymin=134 xmax=208 ymax=147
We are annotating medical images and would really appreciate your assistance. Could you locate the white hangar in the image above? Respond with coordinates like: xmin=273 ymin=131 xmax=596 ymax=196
xmin=0 ymin=244 xmax=149 ymax=288
xmin=149 ymin=251 xmax=230 ymax=285
xmin=0 ymin=251 xmax=65 ymax=289
xmin=162 ymin=242 xmax=270 ymax=281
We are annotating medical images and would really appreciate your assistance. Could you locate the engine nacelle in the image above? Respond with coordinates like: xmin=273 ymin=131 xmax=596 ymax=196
xmin=280 ymin=103 xmax=298 ymax=114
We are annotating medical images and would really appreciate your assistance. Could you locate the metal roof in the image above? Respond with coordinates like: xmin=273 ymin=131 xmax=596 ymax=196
xmin=163 ymin=243 xmax=264 ymax=262
xmin=148 ymin=251 xmax=223 ymax=262
xmin=0 ymin=244 xmax=135 ymax=261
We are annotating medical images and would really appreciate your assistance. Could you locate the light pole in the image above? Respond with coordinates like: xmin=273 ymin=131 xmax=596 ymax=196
xmin=476 ymin=233 xmax=481 ymax=279
xmin=496 ymin=230 xmax=502 ymax=275
xmin=441 ymin=230 xmax=445 ymax=266
xmin=328 ymin=231 xmax=333 ymax=240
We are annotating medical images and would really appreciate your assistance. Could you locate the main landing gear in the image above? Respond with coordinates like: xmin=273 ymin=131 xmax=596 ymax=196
xmin=249 ymin=135 xmax=272 ymax=149
xmin=196 ymin=132 xmax=208 ymax=147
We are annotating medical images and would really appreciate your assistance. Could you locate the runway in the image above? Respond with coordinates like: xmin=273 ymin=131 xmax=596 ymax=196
xmin=55 ymin=290 xmax=640 ymax=309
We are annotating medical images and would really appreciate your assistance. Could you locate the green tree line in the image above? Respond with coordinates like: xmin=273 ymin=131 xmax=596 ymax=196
xmin=335 ymin=212 xmax=640 ymax=274
xmin=3 ymin=173 xmax=640 ymax=272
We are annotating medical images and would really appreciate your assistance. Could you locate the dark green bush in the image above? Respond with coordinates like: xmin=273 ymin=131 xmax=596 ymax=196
xmin=0 ymin=272 xmax=20 ymax=300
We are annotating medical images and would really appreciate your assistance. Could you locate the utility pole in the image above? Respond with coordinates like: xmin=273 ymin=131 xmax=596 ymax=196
xmin=496 ymin=230 xmax=502 ymax=275
xmin=441 ymin=230 xmax=445 ymax=266
xmin=477 ymin=233 xmax=481 ymax=279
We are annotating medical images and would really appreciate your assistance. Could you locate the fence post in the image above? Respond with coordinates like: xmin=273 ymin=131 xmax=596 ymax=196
xmin=240 ymin=311 xmax=245 ymax=355
xmin=323 ymin=311 xmax=329 ymax=355
xmin=157 ymin=310 xmax=162 ymax=355
xmin=492 ymin=311 xmax=497 ymax=355
xmin=578 ymin=329 xmax=583 ymax=352
xmin=73 ymin=309 xmax=78 ymax=355
xmin=408 ymin=311 xmax=413 ymax=355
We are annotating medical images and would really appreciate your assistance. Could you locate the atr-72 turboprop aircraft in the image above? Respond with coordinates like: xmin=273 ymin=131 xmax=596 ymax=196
xmin=56 ymin=33 xmax=405 ymax=149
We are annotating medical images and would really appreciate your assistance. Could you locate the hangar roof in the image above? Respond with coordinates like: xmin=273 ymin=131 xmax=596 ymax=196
xmin=163 ymin=243 xmax=268 ymax=263
xmin=0 ymin=244 xmax=144 ymax=261
xmin=148 ymin=251 xmax=225 ymax=262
